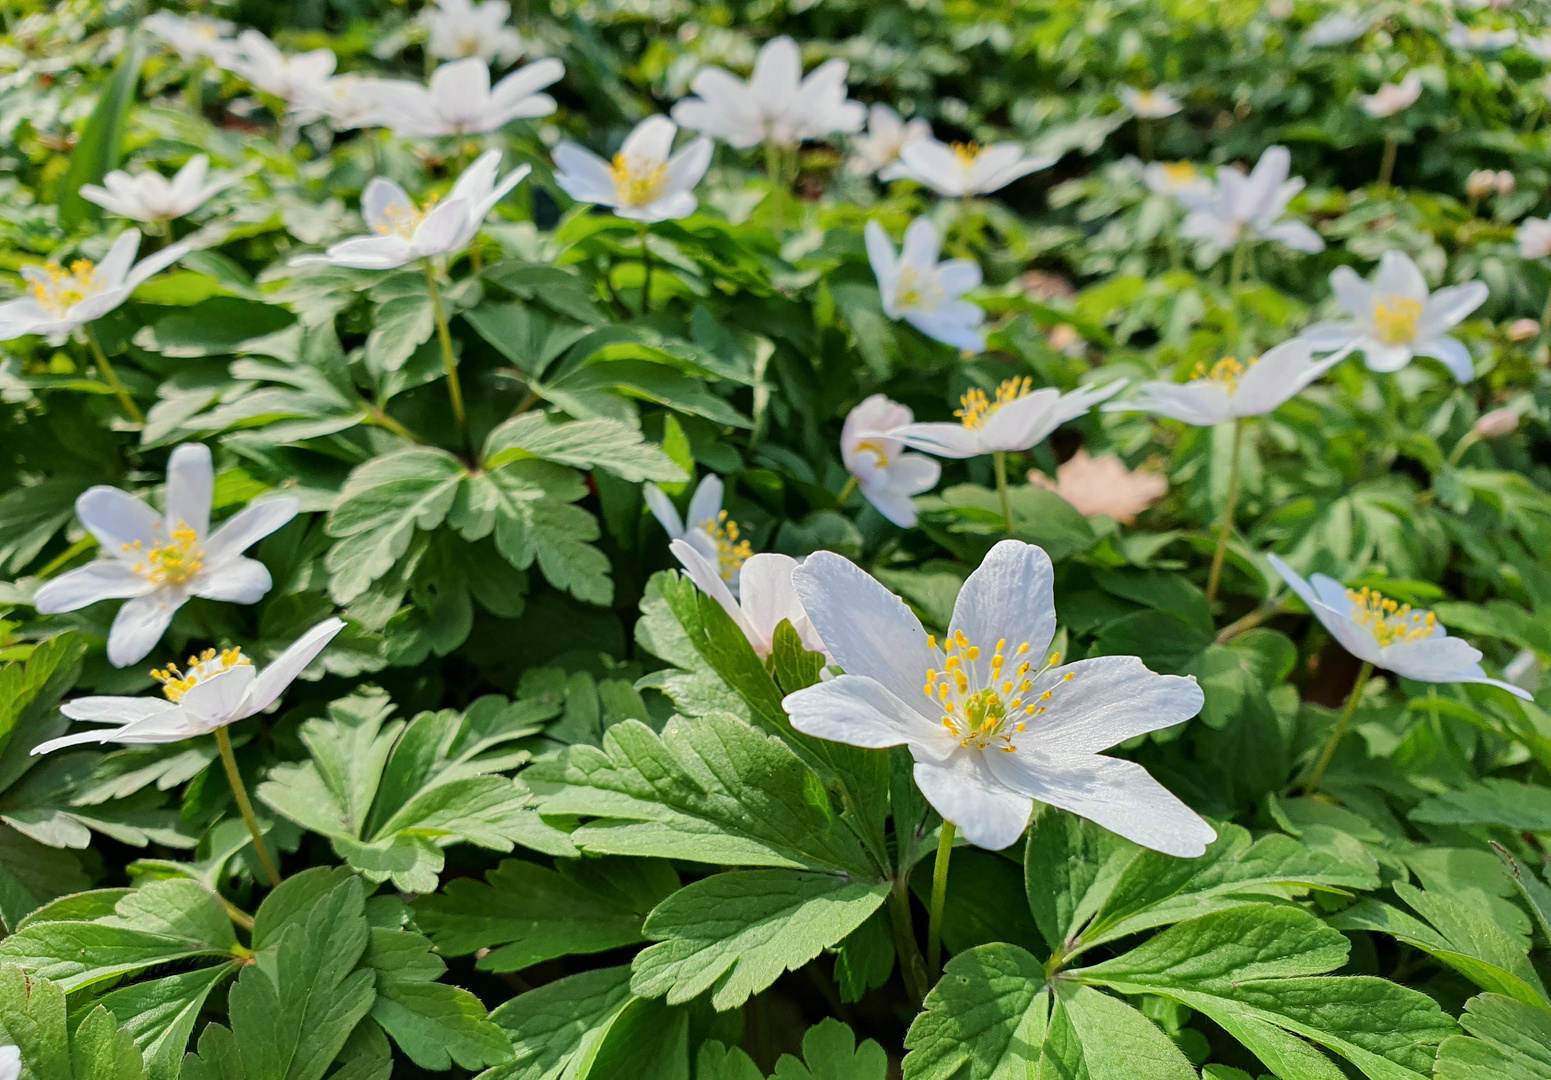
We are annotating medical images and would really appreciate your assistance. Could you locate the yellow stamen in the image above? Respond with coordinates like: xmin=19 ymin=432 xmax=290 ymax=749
xmin=26 ymin=259 xmax=104 ymax=318
xmin=1189 ymin=355 xmax=1258 ymax=393
xmin=1373 ymin=297 xmax=1422 ymax=345
xmin=151 ymin=646 xmax=252 ymax=703
xmin=1347 ymin=586 xmax=1437 ymax=647
xmin=951 ymin=141 xmax=983 ymax=166
xmin=925 ymin=631 xmax=1073 ymax=753
xmin=121 ymin=521 xmax=204 ymax=585
xmin=608 ymin=152 xmax=668 ymax=207
xmin=956 ymin=377 xmax=1036 ymax=430
xmin=697 ymin=510 xmax=753 ymax=583
xmin=1163 ymin=161 xmax=1196 ymax=183
xmin=374 ymin=193 xmax=440 ymax=240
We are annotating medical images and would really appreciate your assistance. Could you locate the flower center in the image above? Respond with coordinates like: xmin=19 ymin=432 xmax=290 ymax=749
xmin=1135 ymin=90 xmax=1157 ymax=108
xmin=951 ymin=141 xmax=983 ymax=167
xmin=895 ymin=265 xmax=945 ymax=311
xmin=1190 ymin=355 xmax=1257 ymax=393
xmin=922 ymin=630 xmax=1068 ymax=752
xmin=852 ymin=439 xmax=891 ymax=468
xmin=698 ymin=510 xmax=752 ymax=582
xmin=152 ymin=646 xmax=253 ymax=703
xmin=609 ymin=153 xmax=668 ymax=207
xmin=1163 ymin=161 xmax=1196 ymax=183
xmin=1373 ymin=296 xmax=1422 ymax=345
xmin=121 ymin=521 xmax=205 ymax=585
xmin=27 ymin=259 xmax=104 ymax=318
xmin=1347 ymin=586 xmax=1437 ymax=647
xmin=375 ymin=193 xmax=439 ymax=240
xmin=956 ymin=376 xmax=1035 ymax=430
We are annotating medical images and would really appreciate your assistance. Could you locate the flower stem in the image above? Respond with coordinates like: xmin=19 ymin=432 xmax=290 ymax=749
xmin=422 ymin=261 xmax=472 ymax=460
xmin=1206 ymin=418 xmax=1245 ymax=605
xmin=887 ymin=881 xmax=930 ymax=1006
xmin=35 ymin=535 xmax=98 ymax=579
xmin=927 ymin=821 xmax=955 ymax=980
xmin=1377 ymin=135 xmax=1399 ymax=188
xmin=1138 ymin=117 xmax=1155 ymax=162
xmin=836 ymin=475 xmax=858 ymax=506
xmin=1447 ymin=431 xmax=1480 ymax=467
xmin=84 ymin=324 xmax=144 ymax=424
xmin=639 ymin=222 xmax=652 ymax=315
xmin=1539 ymin=285 xmax=1551 ymax=335
xmin=993 ymin=450 xmax=1014 ymax=536
xmin=1304 ymin=660 xmax=1372 ymax=797
xmin=214 ymin=726 xmax=282 ymax=888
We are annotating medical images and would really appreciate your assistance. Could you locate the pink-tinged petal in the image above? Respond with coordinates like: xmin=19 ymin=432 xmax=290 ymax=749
xmin=33 ymin=562 xmax=155 ymax=613
xmin=107 ymin=592 xmax=184 ymax=668
xmin=671 ymin=538 xmax=753 ymax=645
xmin=245 ymin=617 xmax=346 ymax=716
xmin=96 ymin=230 xmax=144 ymax=287
xmin=60 ymin=696 xmax=179 ymax=725
xmin=164 ymin=443 xmax=213 ymax=538
xmin=948 ymin=540 xmax=1057 ymax=673
xmin=792 ymin=551 xmax=937 ymax=707
xmin=178 ymin=665 xmax=257 ymax=727
xmin=884 ymin=422 xmax=984 ymax=459
xmin=1031 ymin=656 xmax=1204 ymax=753
xmin=914 ymin=752 xmax=1034 ymax=850
xmin=1413 ymin=336 xmax=1474 ymax=382
xmin=987 ymin=749 xmax=1216 ymax=857
xmin=75 ymin=486 xmax=163 ymax=551
xmin=203 ymin=498 xmax=298 ymax=563
xmin=842 ymin=395 xmax=910 ymax=462
xmin=323 ymin=235 xmax=415 ymax=270
xmin=192 ymin=557 xmax=272 ymax=604
xmin=786 ymin=674 xmax=944 ymax=753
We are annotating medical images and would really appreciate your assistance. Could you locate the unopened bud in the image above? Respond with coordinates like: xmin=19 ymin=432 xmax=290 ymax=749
xmin=1496 ymin=170 xmax=1516 ymax=196
xmin=1466 ymin=170 xmax=1497 ymax=199
xmin=1507 ymin=318 xmax=1540 ymax=342
xmin=1474 ymin=407 xmax=1519 ymax=439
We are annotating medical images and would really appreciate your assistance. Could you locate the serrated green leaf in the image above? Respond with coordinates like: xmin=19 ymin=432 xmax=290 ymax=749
xmin=1435 ymin=993 xmax=1551 ymax=1080
xmin=0 ymin=965 xmax=146 ymax=1080
xmin=93 ymin=963 xmax=239 ymax=1080
xmin=361 ymin=926 xmax=512 ymax=1070
xmin=901 ymin=942 xmax=1050 ymax=1080
xmin=771 ymin=1019 xmax=889 ymax=1080
xmin=483 ymin=966 xmax=635 ymax=1080
xmin=325 ymin=448 xmax=465 ymax=604
xmin=484 ymin=412 xmax=686 ymax=483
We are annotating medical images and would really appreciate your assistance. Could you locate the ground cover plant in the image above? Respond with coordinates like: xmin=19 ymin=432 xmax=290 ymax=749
xmin=3 ymin=0 xmax=1551 ymax=1076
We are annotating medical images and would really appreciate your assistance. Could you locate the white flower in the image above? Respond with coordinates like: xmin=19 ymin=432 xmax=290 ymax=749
xmin=671 ymin=541 xmax=825 ymax=659
xmin=1522 ymin=34 xmax=1551 ymax=61
xmin=895 ymin=136 xmax=1054 ymax=198
xmin=421 ymin=0 xmax=527 ymax=64
xmin=1180 ymin=146 xmax=1325 ymax=254
xmin=879 ymin=378 xmax=1125 ymax=459
xmin=644 ymin=475 xmax=752 ymax=598
xmin=1119 ymin=86 xmax=1182 ymax=119
xmin=670 ymin=35 xmax=865 ymax=149
xmin=1102 ymin=338 xmax=1339 ymax=426
xmin=0 ymin=231 xmax=191 ymax=345
xmin=220 ymin=30 xmax=337 ymax=104
xmin=315 ymin=150 xmax=529 ymax=270
xmin=31 ymin=618 xmax=346 ymax=756
xmin=782 ymin=540 xmax=1216 ymax=854
xmin=79 ymin=155 xmax=237 ymax=224
xmin=1359 ymin=73 xmax=1423 ymax=118
xmin=1143 ymin=160 xmax=1213 ymax=202
xmin=294 ymin=74 xmax=401 ymax=131
xmin=0 ymin=1045 xmax=17 ymax=1080
xmin=1447 ymin=24 xmax=1517 ymax=51
xmin=866 ymin=218 xmax=985 ymax=352
xmin=1518 ymin=217 xmax=1551 ymax=259
xmin=384 ymin=56 xmax=564 ymax=138
xmin=32 ymin=444 xmax=298 ymax=668
xmin=1300 ymin=251 xmax=1486 ymax=381
xmin=848 ymin=104 xmax=931 ymax=178
xmin=1267 ymin=555 xmax=1531 ymax=700
xmin=144 ymin=12 xmax=236 ymax=62
xmin=841 ymin=395 xmax=942 ymax=527
xmin=1303 ymin=13 xmax=1374 ymax=47
xmin=553 ymin=116 xmax=712 ymax=223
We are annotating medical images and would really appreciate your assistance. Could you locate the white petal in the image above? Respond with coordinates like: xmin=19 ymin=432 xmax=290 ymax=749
xmin=948 ymin=540 xmax=1057 ymax=670
xmin=914 ymin=753 xmax=1033 ymax=850
xmin=1229 ymin=337 xmax=1321 ymax=416
xmin=643 ymin=482 xmax=685 ymax=538
xmin=178 ymin=665 xmax=257 ymax=728
xmin=737 ymin=553 xmax=809 ymax=653
xmin=884 ymin=422 xmax=985 ymax=459
xmin=244 ymin=617 xmax=346 ymax=716
xmin=554 ymin=143 xmax=619 ymax=204
xmin=1036 ymin=656 xmax=1204 ymax=753
xmin=193 ymin=557 xmax=273 ymax=604
xmin=203 ymin=497 xmax=298 ymax=563
xmin=1418 ymin=283 xmax=1488 ymax=339
xmin=362 ymin=176 xmax=416 ymax=233
xmin=96 ymin=230 xmax=144 ymax=287
xmin=785 ymin=674 xmax=941 ymax=753
xmin=900 ymin=217 xmax=942 ymax=269
xmin=1328 ymin=266 xmax=1370 ymax=318
xmin=164 ymin=443 xmax=213 ymax=538
xmin=685 ymin=474 xmax=724 ymax=534
xmin=1373 ymin=250 xmax=1428 ymax=302
xmin=671 ymin=538 xmax=753 ymax=646
xmin=412 ymin=196 xmax=474 ymax=257
xmin=322 ymin=235 xmax=415 ymax=270
xmin=1110 ymin=382 xmax=1230 ymax=427
xmin=1413 ymin=336 xmax=1474 ymax=382
xmin=32 ymin=562 xmax=155 ymax=613
xmin=61 ymin=696 xmax=179 ymax=725
xmin=107 ymin=592 xmax=184 ymax=668
xmin=75 ymin=486 xmax=162 ymax=550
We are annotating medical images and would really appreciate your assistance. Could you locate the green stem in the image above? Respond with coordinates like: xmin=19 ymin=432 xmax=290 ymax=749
xmin=993 ymin=450 xmax=1014 ymax=536
xmin=638 ymin=222 xmax=652 ymax=315
xmin=836 ymin=475 xmax=858 ymax=506
xmin=368 ymin=408 xmax=422 ymax=443
xmin=927 ymin=821 xmax=955 ymax=980
xmin=1448 ymin=431 xmax=1480 ymax=467
xmin=1206 ymin=418 xmax=1245 ymax=604
xmin=422 ymin=261 xmax=472 ymax=460
xmin=1138 ymin=117 xmax=1155 ymax=162
xmin=36 ymin=535 xmax=98 ymax=579
xmin=1539 ymin=285 xmax=1551 ymax=335
xmin=1228 ymin=237 xmax=1249 ymax=294
xmin=1377 ymin=135 xmax=1399 ymax=188
xmin=1304 ymin=660 xmax=1373 ymax=797
xmin=214 ymin=726 xmax=282 ymax=888
xmin=887 ymin=882 xmax=930 ymax=1007
xmin=84 ymin=324 xmax=144 ymax=424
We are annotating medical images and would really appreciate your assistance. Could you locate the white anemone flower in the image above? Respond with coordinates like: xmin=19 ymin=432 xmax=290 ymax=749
xmin=32 ymin=444 xmax=298 ymax=668
xmin=671 ymin=541 xmax=825 ymax=660
xmin=1180 ymin=146 xmax=1325 ymax=254
xmin=79 ymin=155 xmax=238 ymax=224
xmin=644 ymin=475 xmax=752 ymax=599
xmin=670 ymin=35 xmax=865 ymax=149
xmin=293 ymin=74 xmax=401 ymax=131
xmin=144 ymin=12 xmax=236 ymax=62
xmin=1447 ymin=24 xmax=1517 ymax=51
xmin=1299 ymin=251 xmax=1487 ymax=381
xmin=1119 ymin=86 xmax=1182 ymax=119
xmin=1102 ymin=338 xmax=1342 ymax=426
xmin=385 ymin=56 xmax=564 ymax=138
xmin=1519 ymin=218 xmax=1551 ymax=259
xmin=1359 ymin=74 xmax=1423 ymax=118
xmin=0 ymin=231 xmax=191 ymax=346
xmin=1267 ymin=556 xmax=1531 ymax=700
xmin=1143 ymin=161 xmax=1213 ymax=202
xmin=866 ymin=218 xmax=985 ymax=352
xmin=220 ymin=30 xmax=337 ymax=104
xmin=879 ymin=379 xmax=1124 ymax=460
xmin=1522 ymin=34 xmax=1551 ymax=62
xmin=553 ymin=116 xmax=712 ymax=223
xmin=783 ymin=541 xmax=1216 ymax=854
xmin=0 ymin=1045 xmax=17 ymax=1080
xmin=840 ymin=395 xmax=942 ymax=528
xmin=896 ymin=136 xmax=1055 ymax=198
xmin=420 ymin=0 xmax=528 ymax=65
xmin=1303 ymin=13 xmax=1374 ymax=47
xmin=31 ymin=618 xmax=346 ymax=756
xmin=315 ymin=150 xmax=529 ymax=270
xmin=848 ymin=104 xmax=931 ymax=178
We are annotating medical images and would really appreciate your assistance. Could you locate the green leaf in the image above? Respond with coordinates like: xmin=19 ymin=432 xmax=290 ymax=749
xmin=463 ymin=301 xmax=592 ymax=377
xmin=484 ymin=412 xmax=687 ymax=483
xmin=1411 ymin=778 xmax=1551 ymax=831
xmin=0 ymin=826 xmax=90 ymax=933
xmin=1435 ymin=993 xmax=1551 ymax=1080
xmin=0 ymin=964 xmax=146 ymax=1080
xmin=631 ymin=869 xmax=889 ymax=1010
xmin=93 ymin=962 xmax=240 ymax=1080
xmin=1024 ymin=809 xmax=1138 ymax=955
xmin=483 ymin=966 xmax=635 ymax=1080
xmin=58 ymin=44 xmax=142 ymax=228
xmin=901 ymin=942 xmax=1050 ymax=1080
xmin=416 ymin=857 xmax=675 ymax=972
xmin=771 ymin=1019 xmax=889 ymax=1080
xmin=325 ymin=448 xmax=465 ymax=604
xmin=527 ymin=713 xmax=876 ymax=877
xmin=365 ymin=291 xmax=435 ymax=374
xmin=1074 ymin=904 xmax=1454 ymax=1080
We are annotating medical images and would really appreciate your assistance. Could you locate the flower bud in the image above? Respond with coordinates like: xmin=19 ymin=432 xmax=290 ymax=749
xmin=1496 ymin=170 xmax=1516 ymax=196
xmin=1508 ymin=317 xmax=1541 ymax=341
xmin=1474 ymin=407 xmax=1519 ymax=439
xmin=1466 ymin=170 xmax=1497 ymax=199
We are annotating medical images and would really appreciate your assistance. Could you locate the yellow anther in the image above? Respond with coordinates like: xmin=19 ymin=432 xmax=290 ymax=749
xmin=1190 ymin=356 xmax=1258 ymax=393
xmin=608 ymin=152 xmax=668 ymax=207
xmin=151 ymin=646 xmax=252 ymax=702
xmin=26 ymin=258 xmax=105 ymax=318
xmin=1163 ymin=161 xmax=1196 ymax=182
xmin=927 ymin=634 xmax=937 ymax=650
xmin=375 ymin=193 xmax=440 ymax=239
xmin=697 ymin=513 xmax=753 ymax=582
xmin=965 ymin=646 xmax=980 ymax=659
xmin=125 ymin=521 xmax=204 ymax=586
xmin=1347 ymin=586 xmax=1437 ymax=647
xmin=956 ymin=377 xmax=1036 ymax=430
xmin=1373 ymin=297 xmax=1422 ymax=345
xmin=1016 ymin=643 xmax=1030 ymax=655
xmin=951 ymin=141 xmax=983 ymax=165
